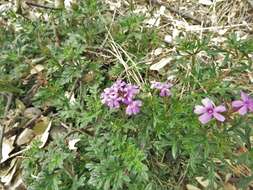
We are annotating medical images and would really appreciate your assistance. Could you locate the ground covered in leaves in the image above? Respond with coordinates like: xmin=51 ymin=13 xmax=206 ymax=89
xmin=0 ymin=0 xmax=253 ymax=189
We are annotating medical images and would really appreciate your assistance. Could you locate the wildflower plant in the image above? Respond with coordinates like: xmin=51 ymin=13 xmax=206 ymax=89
xmin=2 ymin=0 xmax=252 ymax=189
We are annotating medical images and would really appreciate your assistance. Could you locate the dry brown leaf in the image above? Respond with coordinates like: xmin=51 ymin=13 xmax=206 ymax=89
xmin=164 ymin=35 xmax=173 ymax=44
xmin=225 ymin=173 xmax=233 ymax=183
xmin=15 ymin=99 xmax=25 ymax=112
xmin=1 ymin=136 xmax=16 ymax=163
xmin=186 ymin=184 xmax=201 ymax=190
xmin=68 ymin=138 xmax=80 ymax=151
xmin=16 ymin=128 xmax=35 ymax=146
xmin=152 ymin=48 xmax=163 ymax=56
xmin=224 ymin=183 xmax=237 ymax=190
xmin=33 ymin=116 xmax=50 ymax=136
xmin=199 ymin=0 xmax=214 ymax=6
xmin=1 ymin=158 xmax=21 ymax=186
xmin=30 ymin=64 xmax=44 ymax=75
xmin=150 ymin=57 xmax=172 ymax=71
xmin=248 ymin=71 xmax=253 ymax=83
xmin=144 ymin=6 xmax=166 ymax=27
xmin=3 ymin=167 xmax=26 ymax=190
xmin=39 ymin=120 xmax=52 ymax=148
xmin=24 ymin=107 xmax=42 ymax=119
xmin=8 ymin=177 xmax=26 ymax=190
xmin=196 ymin=176 xmax=209 ymax=188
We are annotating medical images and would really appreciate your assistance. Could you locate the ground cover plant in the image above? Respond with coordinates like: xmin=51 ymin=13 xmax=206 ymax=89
xmin=0 ymin=0 xmax=253 ymax=189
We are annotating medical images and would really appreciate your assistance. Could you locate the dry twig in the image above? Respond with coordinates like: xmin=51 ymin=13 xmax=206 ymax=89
xmin=25 ymin=1 xmax=60 ymax=10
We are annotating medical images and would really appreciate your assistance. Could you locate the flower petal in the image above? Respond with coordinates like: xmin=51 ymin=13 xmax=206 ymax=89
xmin=213 ymin=112 xmax=225 ymax=122
xmin=214 ymin=105 xmax=226 ymax=112
xmin=125 ymin=106 xmax=133 ymax=115
xmin=135 ymin=100 xmax=142 ymax=106
xmin=232 ymin=100 xmax=244 ymax=108
xmin=241 ymin=91 xmax=249 ymax=102
xmin=199 ymin=113 xmax=212 ymax=124
xmin=151 ymin=81 xmax=162 ymax=89
xmin=194 ymin=105 xmax=206 ymax=114
xmin=238 ymin=105 xmax=247 ymax=115
xmin=125 ymin=100 xmax=142 ymax=115
xmin=160 ymin=89 xmax=171 ymax=97
xmin=201 ymin=98 xmax=214 ymax=108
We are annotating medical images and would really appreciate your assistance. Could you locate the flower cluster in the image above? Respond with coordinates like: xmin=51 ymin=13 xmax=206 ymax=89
xmin=151 ymin=81 xmax=173 ymax=97
xmin=194 ymin=91 xmax=253 ymax=124
xmin=101 ymin=80 xmax=142 ymax=116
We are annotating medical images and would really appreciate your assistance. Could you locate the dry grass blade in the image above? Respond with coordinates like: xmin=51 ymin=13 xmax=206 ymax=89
xmin=106 ymin=28 xmax=144 ymax=86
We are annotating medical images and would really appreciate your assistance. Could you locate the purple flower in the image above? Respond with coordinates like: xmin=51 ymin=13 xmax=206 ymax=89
xmin=126 ymin=100 xmax=142 ymax=115
xmin=151 ymin=81 xmax=163 ymax=89
xmin=101 ymin=80 xmax=142 ymax=115
xmin=151 ymin=81 xmax=173 ymax=97
xmin=112 ymin=80 xmax=126 ymax=91
xmin=101 ymin=87 xmax=121 ymax=109
xmin=122 ymin=84 xmax=139 ymax=104
xmin=194 ymin=98 xmax=226 ymax=124
xmin=232 ymin=91 xmax=253 ymax=115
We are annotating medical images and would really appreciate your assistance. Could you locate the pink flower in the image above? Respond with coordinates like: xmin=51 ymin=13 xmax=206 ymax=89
xmin=122 ymin=84 xmax=140 ymax=104
xmin=194 ymin=98 xmax=226 ymax=124
xmin=151 ymin=81 xmax=173 ymax=97
xmin=232 ymin=91 xmax=253 ymax=115
xmin=101 ymin=80 xmax=142 ymax=115
xmin=126 ymin=100 xmax=142 ymax=115
xmin=101 ymin=87 xmax=121 ymax=109
xmin=112 ymin=80 xmax=126 ymax=91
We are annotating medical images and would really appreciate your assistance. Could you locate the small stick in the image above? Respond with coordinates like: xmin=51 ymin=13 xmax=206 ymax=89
xmin=64 ymin=127 xmax=94 ymax=139
xmin=25 ymin=1 xmax=60 ymax=10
